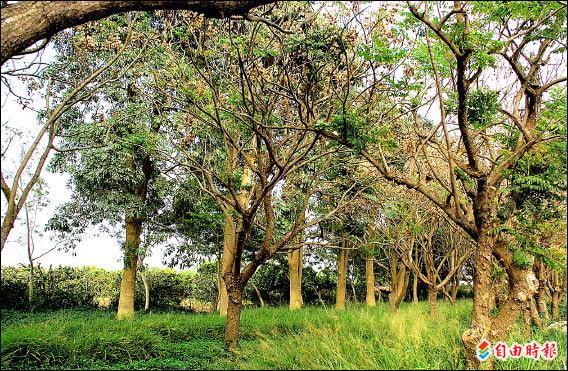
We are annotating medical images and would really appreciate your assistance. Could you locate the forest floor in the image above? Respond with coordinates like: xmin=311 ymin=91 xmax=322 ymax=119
xmin=1 ymin=300 xmax=566 ymax=370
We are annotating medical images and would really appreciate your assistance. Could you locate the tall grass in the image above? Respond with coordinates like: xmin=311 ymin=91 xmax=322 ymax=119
xmin=1 ymin=301 xmax=565 ymax=370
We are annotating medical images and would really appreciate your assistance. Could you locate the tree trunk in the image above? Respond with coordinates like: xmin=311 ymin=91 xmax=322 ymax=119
xmin=288 ymin=246 xmax=303 ymax=310
xmin=252 ymin=282 xmax=264 ymax=307
xmin=463 ymin=223 xmax=539 ymax=368
xmin=365 ymin=254 xmax=376 ymax=307
xmin=218 ymin=213 xmax=236 ymax=316
xmin=412 ymin=271 xmax=418 ymax=304
xmin=336 ymin=241 xmax=348 ymax=310
xmin=224 ymin=284 xmax=244 ymax=350
xmin=140 ymin=266 xmax=150 ymax=311
xmin=428 ymin=287 xmax=437 ymax=315
xmin=551 ymin=292 xmax=559 ymax=321
xmin=529 ymin=298 xmax=543 ymax=327
xmin=535 ymin=262 xmax=549 ymax=321
xmin=117 ymin=215 xmax=142 ymax=320
xmin=450 ymin=281 xmax=459 ymax=305
xmin=389 ymin=262 xmax=410 ymax=312
xmin=462 ymin=225 xmax=496 ymax=368
xmin=0 ymin=208 xmax=16 ymax=251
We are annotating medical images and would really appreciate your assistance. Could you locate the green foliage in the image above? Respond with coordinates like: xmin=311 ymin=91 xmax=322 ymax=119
xmin=468 ymin=89 xmax=499 ymax=129
xmin=316 ymin=110 xmax=375 ymax=152
xmin=359 ymin=34 xmax=407 ymax=64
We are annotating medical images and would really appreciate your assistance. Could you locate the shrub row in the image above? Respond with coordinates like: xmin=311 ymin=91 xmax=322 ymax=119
xmin=0 ymin=265 xmax=215 ymax=312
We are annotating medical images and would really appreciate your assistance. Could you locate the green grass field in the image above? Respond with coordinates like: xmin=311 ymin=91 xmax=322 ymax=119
xmin=1 ymin=300 xmax=565 ymax=370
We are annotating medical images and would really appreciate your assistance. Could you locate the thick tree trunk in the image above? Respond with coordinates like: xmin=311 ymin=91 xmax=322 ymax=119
xmin=336 ymin=241 xmax=348 ymax=310
xmin=462 ymin=224 xmax=496 ymax=368
xmin=0 ymin=1 xmax=274 ymax=65
xmin=117 ymin=215 xmax=142 ymax=320
xmin=463 ymin=223 xmax=539 ymax=368
xmin=365 ymin=254 xmax=376 ymax=307
xmin=428 ymin=287 xmax=437 ymax=315
xmin=288 ymin=246 xmax=303 ymax=310
xmin=224 ymin=285 xmax=244 ymax=350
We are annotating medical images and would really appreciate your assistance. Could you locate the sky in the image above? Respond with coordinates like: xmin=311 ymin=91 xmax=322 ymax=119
xmin=1 ymin=44 xmax=169 ymax=270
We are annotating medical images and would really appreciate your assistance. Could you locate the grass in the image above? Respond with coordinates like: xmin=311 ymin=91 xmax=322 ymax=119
xmin=1 ymin=301 xmax=566 ymax=370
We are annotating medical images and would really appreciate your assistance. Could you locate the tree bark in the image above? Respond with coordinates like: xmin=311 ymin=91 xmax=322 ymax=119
xmin=140 ymin=266 xmax=150 ymax=311
xmin=0 ymin=1 xmax=274 ymax=65
xmin=224 ymin=284 xmax=244 ymax=350
xmin=365 ymin=254 xmax=376 ymax=307
xmin=288 ymin=246 xmax=303 ymax=310
xmin=389 ymin=252 xmax=410 ymax=312
xmin=463 ymin=219 xmax=539 ymax=368
xmin=336 ymin=240 xmax=348 ymax=310
xmin=428 ymin=287 xmax=437 ymax=315
xmin=0 ymin=209 xmax=15 ymax=250
xmin=218 ymin=213 xmax=236 ymax=316
xmin=462 ymin=220 xmax=496 ymax=368
xmin=117 ymin=215 xmax=142 ymax=320
xmin=535 ymin=262 xmax=549 ymax=321
xmin=551 ymin=292 xmax=559 ymax=321
xmin=412 ymin=271 xmax=419 ymax=304
xmin=251 ymin=282 xmax=264 ymax=307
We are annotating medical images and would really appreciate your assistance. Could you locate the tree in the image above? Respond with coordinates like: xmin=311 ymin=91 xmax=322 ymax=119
xmin=1 ymin=22 xmax=136 ymax=251
xmin=46 ymin=15 xmax=170 ymax=319
xmin=154 ymin=4 xmax=357 ymax=347
xmin=0 ymin=0 xmax=276 ymax=65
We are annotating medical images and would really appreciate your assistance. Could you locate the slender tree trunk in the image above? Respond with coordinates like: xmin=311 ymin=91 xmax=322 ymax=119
xmin=140 ymin=267 xmax=150 ymax=311
xmin=218 ymin=213 xmax=235 ymax=316
xmin=336 ymin=240 xmax=348 ymax=310
xmin=529 ymin=299 xmax=543 ymax=327
xmin=25 ymin=203 xmax=34 ymax=309
xmin=252 ymin=282 xmax=264 ymax=307
xmin=117 ymin=215 xmax=142 ymax=320
xmin=551 ymin=292 xmax=559 ymax=321
xmin=450 ymin=281 xmax=459 ymax=305
xmin=412 ymin=271 xmax=418 ymax=304
xmin=224 ymin=284 xmax=244 ymax=350
xmin=288 ymin=246 xmax=303 ymax=310
xmin=365 ymin=254 xmax=376 ymax=307
xmin=535 ymin=262 xmax=549 ymax=321
xmin=428 ymin=287 xmax=437 ymax=315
